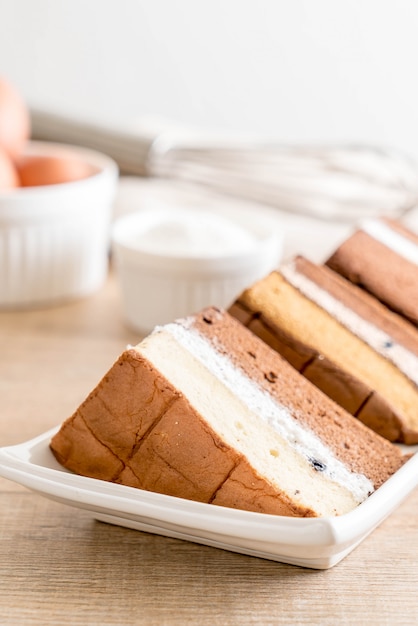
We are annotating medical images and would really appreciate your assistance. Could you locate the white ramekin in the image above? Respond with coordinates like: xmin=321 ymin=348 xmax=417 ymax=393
xmin=111 ymin=206 xmax=283 ymax=333
xmin=0 ymin=141 xmax=118 ymax=308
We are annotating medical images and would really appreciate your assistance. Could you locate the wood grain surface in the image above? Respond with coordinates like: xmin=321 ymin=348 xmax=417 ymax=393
xmin=1 ymin=268 xmax=417 ymax=626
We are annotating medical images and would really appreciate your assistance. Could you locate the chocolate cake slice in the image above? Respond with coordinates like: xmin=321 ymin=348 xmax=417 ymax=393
xmin=229 ymin=257 xmax=418 ymax=444
xmin=325 ymin=217 xmax=418 ymax=326
xmin=50 ymin=307 xmax=405 ymax=518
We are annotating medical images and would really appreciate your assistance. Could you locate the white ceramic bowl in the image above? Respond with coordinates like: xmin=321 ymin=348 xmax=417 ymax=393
xmin=0 ymin=141 xmax=118 ymax=308
xmin=112 ymin=206 xmax=282 ymax=333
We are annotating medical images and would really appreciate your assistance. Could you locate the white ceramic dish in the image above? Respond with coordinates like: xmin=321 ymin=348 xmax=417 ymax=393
xmin=111 ymin=205 xmax=282 ymax=333
xmin=0 ymin=429 xmax=417 ymax=570
xmin=0 ymin=141 xmax=118 ymax=309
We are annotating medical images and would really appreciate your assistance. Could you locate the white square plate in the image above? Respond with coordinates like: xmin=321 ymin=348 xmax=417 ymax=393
xmin=0 ymin=428 xmax=417 ymax=570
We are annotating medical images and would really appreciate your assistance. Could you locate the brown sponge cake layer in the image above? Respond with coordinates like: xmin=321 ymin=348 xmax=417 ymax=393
xmin=229 ymin=261 xmax=418 ymax=444
xmin=50 ymin=308 xmax=405 ymax=518
xmin=325 ymin=218 xmax=418 ymax=325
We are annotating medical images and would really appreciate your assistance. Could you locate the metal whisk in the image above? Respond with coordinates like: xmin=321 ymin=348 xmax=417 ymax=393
xmin=32 ymin=109 xmax=418 ymax=221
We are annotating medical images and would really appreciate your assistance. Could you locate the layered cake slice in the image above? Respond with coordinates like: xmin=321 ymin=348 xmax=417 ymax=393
xmin=229 ymin=257 xmax=418 ymax=444
xmin=50 ymin=307 xmax=405 ymax=518
xmin=325 ymin=217 xmax=418 ymax=325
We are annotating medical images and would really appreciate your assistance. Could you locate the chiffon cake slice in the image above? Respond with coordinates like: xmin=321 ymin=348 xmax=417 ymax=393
xmin=50 ymin=307 xmax=405 ymax=518
xmin=229 ymin=257 xmax=418 ymax=444
xmin=325 ymin=217 xmax=418 ymax=326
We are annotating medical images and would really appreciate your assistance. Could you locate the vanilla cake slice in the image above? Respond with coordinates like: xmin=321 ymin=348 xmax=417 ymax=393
xmin=229 ymin=256 xmax=418 ymax=444
xmin=50 ymin=307 xmax=405 ymax=518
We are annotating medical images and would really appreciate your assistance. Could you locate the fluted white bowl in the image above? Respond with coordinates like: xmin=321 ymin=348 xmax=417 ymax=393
xmin=0 ymin=141 xmax=118 ymax=308
xmin=112 ymin=205 xmax=283 ymax=333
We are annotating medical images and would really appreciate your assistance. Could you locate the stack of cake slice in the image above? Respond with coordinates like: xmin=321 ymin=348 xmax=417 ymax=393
xmin=229 ymin=218 xmax=418 ymax=444
xmin=50 ymin=216 xmax=417 ymax=519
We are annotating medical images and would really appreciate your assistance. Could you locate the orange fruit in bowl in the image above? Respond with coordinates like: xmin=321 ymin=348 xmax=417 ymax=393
xmin=17 ymin=154 xmax=96 ymax=187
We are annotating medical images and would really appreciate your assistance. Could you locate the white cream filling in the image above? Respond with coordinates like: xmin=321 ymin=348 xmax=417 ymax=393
xmin=155 ymin=318 xmax=374 ymax=505
xmin=360 ymin=218 xmax=418 ymax=265
xmin=281 ymin=263 xmax=418 ymax=388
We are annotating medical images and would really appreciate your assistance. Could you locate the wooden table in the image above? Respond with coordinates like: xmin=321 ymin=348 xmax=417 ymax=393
xmin=1 ymin=268 xmax=418 ymax=626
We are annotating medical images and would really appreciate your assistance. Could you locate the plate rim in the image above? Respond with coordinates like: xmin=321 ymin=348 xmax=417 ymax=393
xmin=1 ymin=428 xmax=417 ymax=567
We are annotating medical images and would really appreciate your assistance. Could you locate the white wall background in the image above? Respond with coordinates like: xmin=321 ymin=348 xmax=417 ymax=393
xmin=1 ymin=0 xmax=418 ymax=158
